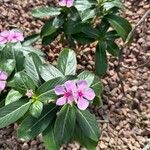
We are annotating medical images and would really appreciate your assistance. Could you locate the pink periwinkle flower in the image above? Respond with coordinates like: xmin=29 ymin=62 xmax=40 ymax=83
xmin=0 ymin=30 xmax=24 ymax=44
xmin=55 ymin=80 xmax=95 ymax=110
xmin=54 ymin=81 xmax=76 ymax=105
xmin=0 ymin=31 xmax=10 ymax=44
xmin=0 ymin=71 xmax=8 ymax=92
xmin=74 ymin=80 xmax=95 ymax=110
xmin=26 ymin=89 xmax=34 ymax=98
xmin=59 ymin=0 xmax=74 ymax=7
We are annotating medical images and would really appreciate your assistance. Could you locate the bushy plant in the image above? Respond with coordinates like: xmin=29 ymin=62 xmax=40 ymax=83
xmin=0 ymin=47 xmax=102 ymax=149
xmin=32 ymin=0 xmax=132 ymax=76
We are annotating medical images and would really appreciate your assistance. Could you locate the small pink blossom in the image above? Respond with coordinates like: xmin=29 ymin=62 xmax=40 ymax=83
xmin=55 ymin=80 xmax=95 ymax=110
xmin=0 ymin=30 xmax=24 ymax=44
xmin=26 ymin=89 xmax=33 ymax=98
xmin=0 ymin=31 xmax=10 ymax=44
xmin=54 ymin=81 xmax=76 ymax=105
xmin=74 ymin=80 xmax=95 ymax=110
xmin=9 ymin=30 xmax=24 ymax=43
xmin=59 ymin=0 xmax=74 ymax=7
xmin=0 ymin=71 xmax=8 ymax=92
xmin=0 ymin=81 xmax=6 ymax=92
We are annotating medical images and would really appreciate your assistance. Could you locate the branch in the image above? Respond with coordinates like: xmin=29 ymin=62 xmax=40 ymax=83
xmin=125 ymin=9 xmax=150 ymax=44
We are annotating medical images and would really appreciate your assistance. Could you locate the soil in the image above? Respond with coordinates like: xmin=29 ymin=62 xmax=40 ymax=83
xmin=0 ymin=0 xmax=150 ymax=150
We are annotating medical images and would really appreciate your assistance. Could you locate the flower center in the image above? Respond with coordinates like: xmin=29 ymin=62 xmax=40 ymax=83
xmin=78 ymin=91 xmax=83 ymax=97
xmin=64 ymin=91 xmax=71 ymax=98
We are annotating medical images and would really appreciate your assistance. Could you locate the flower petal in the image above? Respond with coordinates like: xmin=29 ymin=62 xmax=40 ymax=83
xmin=54 ymin=85 xmax=65 ymax=95
xmin=77 ymin=97 xmax=89 ymax=110
xmin=0 ymin=31 xmax=10 ymax=37
xmin=67 ymin=95 xmax=74 ymax=104
xmin=0 ymin=81 xmax=6 ymax=91
xmin=0 ymin=36 xmax=7 ymax=44
xmin=77 ymin=80 xmax=88 ymax=90
xmin=67 ymin=0 xmax=74 ymax=7
xmin=56 ymin=96 xmax=67 ymax=106
xmin=59 ymin=0 xmax=66 ymax=6
xmin=83 ymin=88 xmax=95 ymax=100
xmin=65 ymin=80 xmax=77 ymax=92
xmin=0 ymin=71 xmax=8 ymax=80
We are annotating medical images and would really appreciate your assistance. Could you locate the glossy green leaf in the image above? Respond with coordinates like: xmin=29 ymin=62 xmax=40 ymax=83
xmin=95 ymin=42 xmax=108 ymax=76
xmin=106 ymin=14 xmax=132 ymax=41
xmin=41 ymin=15 xmax=64 ymax=38
xmin=0 ymin=59 xmax=15 ymax=75
xmin=40 ymin=64 xmax=64 ymax=81
xmin=74 ymin=125 xmax=98 ymax=150
xmin=10 ymin=71 xmax=36 ymax=94
xmin=74 ymin=0 xmax=97 ymax=11
xmin=57 ymin=49 xmax=77 ymax=76
xmin=107 ymin=40 xmax=120 ymax=57
xmin=0 ymin=100 xmax=31 ymax=129
xmin=78 ymin=71 xmax=95 ymax=86
xmin=18 ymin=104 xmax=58 ymax=140
xmin=36 ymin=77 xmax=63 ymax=102
xmin=76 ymin=108 xmax=100 ymax=141
xmin=54 ymin=105 xmax=76 ymax=145
xmin=91 ymin=76 xmax=103 ymax=96
xmin=29 ymin=101 xmax=43 ymax=118
xmin=32 ymin=7 xmax=61 ymax=18
xmin=43 ymin=124 xmax=60 ymax=150
xmin=24 ymin=53 xmax=42 ymax=85
xmin=80 ymin=8 xmax=97 ymax=22
xmin=5 ymin=89 xmax=22 ymax=105
xmin=22 ymin=34 xmax=40 ymax=46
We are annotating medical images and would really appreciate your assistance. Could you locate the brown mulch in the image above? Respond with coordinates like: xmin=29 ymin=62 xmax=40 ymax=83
xmin=0 ymin=0 xmax=150 ymax=150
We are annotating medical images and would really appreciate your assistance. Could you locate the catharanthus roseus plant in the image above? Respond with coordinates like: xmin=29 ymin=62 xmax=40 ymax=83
xmin=31 ymin=0 xmax=132 ymax=76
xmin=0 ymin=48 xmax=102 ymax=149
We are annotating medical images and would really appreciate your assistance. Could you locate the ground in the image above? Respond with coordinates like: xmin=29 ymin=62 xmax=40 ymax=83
xmin=0 ymin=0 xmax=149 ymax=150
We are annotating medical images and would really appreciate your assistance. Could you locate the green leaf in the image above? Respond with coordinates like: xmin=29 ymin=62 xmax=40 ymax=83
xmin=74 ymin=0 xmax=97 ymax=11
xmin=0 ymin=100 xmax=31 ymax=129
xmin=91 ymin=76 xmax=103 ymax=96
xmin=18 ymin=104 xmax=58 ymax=140
xmin=24 ymin=53 xmax=42 ymax=85
xmin=106 ymin=40 xmax=120 ymax=57
xmin=41 ymin=15 xmax=64 ymax=38
xmin=95 ymin=42 xmax=108 ymax=76
xmin=76 ymin=108 xmax=100 ymax=141
xmin=42 ymin=30 xmax=60 ymax=45
xmin=74 ymin=125 xmax=98 ymax=150
xmin=40 ymin=64 xmax=64 ymax=81
xmin=29 ymin=101 xmax=43 ymax=118
xmin=54 ymin=105 xmax=76 ymax=145
xmin=78 ymin=71 xmax=95 ymax=86
xmin=22 ymin=34 xmax=40 ymax=46
xmin=0 ymin=59 xmax=15 ymax=75
xmin=103 ymin=0 xmax=124 ymax=11
xmin=5 ymin=89 xmax=22 ymax=105
xmin=0 ymin=43 xmax=25 ymax=71
xmin=92 ymin=96 xmax=103 ymax=107
xmin=80 ymin=8 xmax=97 ymax=22
xmin=106 ymin=14 xmax=132 ymax=41
xmin=10 ymin=71 xmax=36 ymax=94
xmin=36 ymin=77 xmax=63 ymax=102
xmin=43 ymin=124 xmax=60 ymax=150
xmin=57 ymin=49 xmax=77 ymax=76
xmin=32 ymin=7 xmax=61 ymax=18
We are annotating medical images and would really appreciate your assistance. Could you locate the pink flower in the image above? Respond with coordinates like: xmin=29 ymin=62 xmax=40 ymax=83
xmin=59 ymin=0 xmax=74 ymax=7
xmin=0 ymin=71 xmax=8 ymax=92
xmin=26 ymin=89 xmax=33 ymax=98
xmin=0 ymin=30 xmax=24 ymax=44
xmin=54 ymin=81 xmax=76 ymax=105
xmin=0 ymin=71 xmax=8 ymax=81
xmin=0 ymin=31 xmax=10 ymax=44
xmin=9 ymin=30 xmax=24 ymax=43
xmin=74 ymin=80 xmax=95 ymax=110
